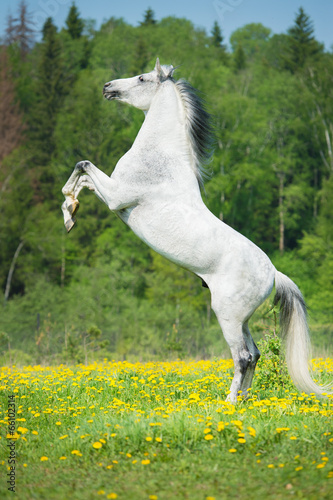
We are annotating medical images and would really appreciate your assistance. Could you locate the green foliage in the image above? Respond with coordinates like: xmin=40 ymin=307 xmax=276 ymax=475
xmin=284 ymin=7 xmax=323 ymax=72
xmin=0 ymin=4 xmax=332 ymax=361
xmin=65 ymin=2 xmax=84 ymax=39
xmin=255 ymin=328 xmax=294 ymax=392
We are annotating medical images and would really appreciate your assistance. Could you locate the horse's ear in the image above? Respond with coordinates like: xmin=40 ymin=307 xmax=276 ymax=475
xmin=154 ymin=58 xmax=162 ymax=75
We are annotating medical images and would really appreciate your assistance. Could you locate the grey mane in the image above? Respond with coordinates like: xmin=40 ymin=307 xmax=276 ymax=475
xmin=174 ymin=78 xmax=214 ymax=187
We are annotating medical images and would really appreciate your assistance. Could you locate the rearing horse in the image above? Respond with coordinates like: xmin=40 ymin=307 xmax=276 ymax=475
xmin=62 ymin=59 xmax=331 ymax=402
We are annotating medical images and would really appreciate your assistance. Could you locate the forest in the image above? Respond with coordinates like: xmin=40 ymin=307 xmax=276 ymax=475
xmin=0 ymin=2 xmax=332 ymax=365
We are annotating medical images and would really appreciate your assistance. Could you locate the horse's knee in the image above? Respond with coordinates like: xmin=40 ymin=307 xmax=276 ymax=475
xmin=76 ymin=160 xmax=90 ymax=172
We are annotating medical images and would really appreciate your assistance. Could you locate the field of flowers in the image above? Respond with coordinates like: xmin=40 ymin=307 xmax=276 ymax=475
xmin=1 ymin=358 xmax=333 ymax=500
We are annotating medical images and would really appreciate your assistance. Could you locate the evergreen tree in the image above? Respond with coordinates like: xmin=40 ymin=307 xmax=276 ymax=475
xmin=140 ymin=7 xmax=157 ymax=26
xmin=211 ymin=21 xmax=228 ymax=63
xmin=233 ymin=43 xmax=246 ymax=71
xmin=65 ymin=2 xmax=84 ymax=39
xmin=285 ymin=7 xmax=322 ymax=72
xmin=29 ymin=18 xmax=63 ymax=169
xmin=211 ymin=21 xmax=223 ymax=47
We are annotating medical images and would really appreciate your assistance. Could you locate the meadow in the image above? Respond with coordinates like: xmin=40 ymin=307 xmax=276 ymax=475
xmin=0 ymin=356 xmax=332 ymax=500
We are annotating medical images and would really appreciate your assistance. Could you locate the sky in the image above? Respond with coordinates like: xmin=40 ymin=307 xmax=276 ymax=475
xmin=0 ymin=0 xmax=332 ymax=50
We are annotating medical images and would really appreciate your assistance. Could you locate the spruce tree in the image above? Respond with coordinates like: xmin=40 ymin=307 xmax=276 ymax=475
xmin=65 ymin=2 xmax=84 ymax=39
xmin=140 ymin=7 xmax=157 ymax=26
xmin=29 ymin=18 xmax=63 ymax=169
xmin=211 ymin=21 xmax=223 ymax=47
xmin=234 ymin=44 xmax=246 ymax=71
xmin=285 ymin=7 xmax=322 ymax=72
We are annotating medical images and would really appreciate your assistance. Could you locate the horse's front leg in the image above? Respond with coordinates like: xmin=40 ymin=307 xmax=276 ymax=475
xmin=62 ymin=162 xmax=97 ymax=232
xmin=61 ymin=160 xmax=133 ymax=232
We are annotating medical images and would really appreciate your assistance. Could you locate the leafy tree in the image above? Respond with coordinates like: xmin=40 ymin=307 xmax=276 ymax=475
xmin=65 ymin=2 xmax=84 ymax=39
xmin=230 ymin=23 xmax=271 ymax=57
xmin=0 ymin=48 xmax=25 ymax=162
xmin=284 ymin=7 xmax=322 ymax=72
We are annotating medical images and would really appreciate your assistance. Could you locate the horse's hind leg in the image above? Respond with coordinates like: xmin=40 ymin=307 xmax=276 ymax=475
xmin=218 ymin=319 xmax=254 ymax=403
xmin=240 ymin=322 xmax=260 ymax=396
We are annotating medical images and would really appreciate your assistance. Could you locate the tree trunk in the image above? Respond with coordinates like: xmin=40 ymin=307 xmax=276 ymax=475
xmin=4 ymin=240 xmax=24 ymax=303
xmin=278 ymin=174 xmax=284 ymax=255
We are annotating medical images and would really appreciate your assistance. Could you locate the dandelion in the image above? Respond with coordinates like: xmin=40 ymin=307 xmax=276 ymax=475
xmin=155 ymin=437 xmax=162 ymax=442
xmin=93 ymin=442 xmax=103 ymax=449
xmin=141 ymin=459 xmax=150 ymax=465
xmin=204 ymin=434 xmax=214 ymax=441
xmin=228 ymin=448 xmax=237 ymax=453
xmin=267 ymin=464 xmax=274 ymax=469
xmin=149 ymin=496 xmax=158 ymax=500
xmin=59 ymin=456 xmax=67 ymax=460
xmin=295 ymin=466 xmax=303 ymax=471
xmin=106 ymin=494 xmax=117 ymax=499
xmin=32 ymin=431 xmax=38 ymax=435
xmin=40 ymin=456 xmax=48 ymax=461
xmin=146 ymin=437 xmax=153 ymax=442
xmin=55 ymin=421 xmax=61 ymax=426
xmin=59 ymin=435 xmax=68 ymax=440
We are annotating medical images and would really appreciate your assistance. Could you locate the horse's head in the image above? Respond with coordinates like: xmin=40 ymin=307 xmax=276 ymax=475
xmin=103 ymin=58 xmax=175 ymax=111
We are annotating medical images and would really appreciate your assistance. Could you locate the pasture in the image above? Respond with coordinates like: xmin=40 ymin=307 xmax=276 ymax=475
xmin=1 ymin=357 xmax=332 ymax=500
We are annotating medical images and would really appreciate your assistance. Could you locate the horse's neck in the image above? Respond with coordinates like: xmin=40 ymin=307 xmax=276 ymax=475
xmin=135 ymin=81 xmax=187 ymax=153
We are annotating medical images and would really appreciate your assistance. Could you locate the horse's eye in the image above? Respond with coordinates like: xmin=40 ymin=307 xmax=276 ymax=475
xmin=139 ymin=76 xmax=144 ymax=82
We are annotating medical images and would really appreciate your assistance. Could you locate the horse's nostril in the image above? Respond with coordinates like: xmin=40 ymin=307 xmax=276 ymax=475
xmin=104 ymin=82 xmax=111 ymax=89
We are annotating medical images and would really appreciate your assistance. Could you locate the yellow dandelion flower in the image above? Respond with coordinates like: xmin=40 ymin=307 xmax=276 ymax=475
xmin=267 ymin=464 xmax=274 ymax=469
xmin=93 ymin=442 xmax=102 ymax=449
xmin=126 ymin=453 xmax=132 ymax=458
xmin=238 ymin=438 xmax=246 ymax=444
xmin=206 ymin=497 xmax=216 ymax=500
xmin=59 ymin=456 xmax=67 ymax=460
xmin=295 ymin=466 xmax=303 ymax=471
xmin=17 ymin=427 xmax=28 ymax=434
xmin=106 ymin=494 xmax=117 ymax=499
xmin=228 ymin=448 xmax=237 ymax=453
xmin=55 ymin=422 xmax=61 ymax=426
xmin=146 ymin=437 xmax=153 ymax=442
xmin=204 ymin=434 xmax=214 ymax=441
xmin=40 ymin=456 xmax=48 ymax=461
xmin=316 ymin=463 xmax=325 ymax=469
xmin=97 ymin=490 xmax=105 ymax=495
xmin=155 ymin=437 xmax=162 ymax=442
xmin=32 ymin=431 xmax=38 ymax=435
xmin=141 ymin=459 xmax=150 ymax=465
xmin=149 ymin=496 xmax=158 ymax=500
xmin=59 ymin=435 xmax=68 ymax=440
xmin=99 ymin=439 xmax=106 ymax=444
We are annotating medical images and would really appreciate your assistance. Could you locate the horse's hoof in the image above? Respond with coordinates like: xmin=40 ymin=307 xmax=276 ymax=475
xmin=68 ymin=199 xmax=79 ymax=217
xmin=65 ymin=218 xmax=76 ymax=233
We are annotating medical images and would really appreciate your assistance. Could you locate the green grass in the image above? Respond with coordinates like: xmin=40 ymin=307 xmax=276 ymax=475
xmin=0 ymin=358 xmax=332 ymax=500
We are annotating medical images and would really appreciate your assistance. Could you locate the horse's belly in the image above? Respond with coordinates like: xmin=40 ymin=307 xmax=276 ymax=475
xmin=122 ymin=202 xmax=220 ymax=273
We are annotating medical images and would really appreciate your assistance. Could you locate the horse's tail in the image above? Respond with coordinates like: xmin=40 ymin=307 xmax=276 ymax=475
xmin=274 ymin=270 xmax=332 ymax=396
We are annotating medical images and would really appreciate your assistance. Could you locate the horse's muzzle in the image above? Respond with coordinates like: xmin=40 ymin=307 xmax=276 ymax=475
xmin=103 ymin=82 xmax=120 ymax=100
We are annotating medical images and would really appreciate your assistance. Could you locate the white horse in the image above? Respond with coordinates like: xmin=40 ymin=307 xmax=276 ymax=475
xmin=62 ymin=59 xmax=331 ymax=402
